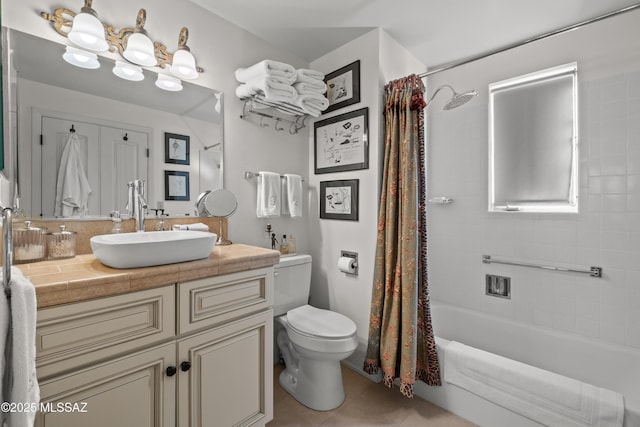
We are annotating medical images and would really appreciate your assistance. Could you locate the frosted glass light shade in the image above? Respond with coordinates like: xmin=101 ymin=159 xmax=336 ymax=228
xmin=63 ymin=46 xmax=100 ymax=69
xmin=155 ymin=74 xmax=182 ymax=91
xmin=170 ymin=49 xmax=198 ymax=80
xmin=113 ymin=61 xmax=144 ymax=81
xmin=123 ymin=32 xmax=157 ymax=66
xmin=68 ymin=12 xmax=108 ymax=52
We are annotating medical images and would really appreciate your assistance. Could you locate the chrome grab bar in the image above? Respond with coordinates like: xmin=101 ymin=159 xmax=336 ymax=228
xmin=482 ymin=255 xmax=602 ymax=278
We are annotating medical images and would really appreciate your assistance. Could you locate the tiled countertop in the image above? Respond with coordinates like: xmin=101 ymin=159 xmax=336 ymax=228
xmin=17 ymin=244 xmax=281 ymax=309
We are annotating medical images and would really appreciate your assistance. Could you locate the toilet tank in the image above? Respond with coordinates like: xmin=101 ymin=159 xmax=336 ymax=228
xmin=273 ymin=254 xmax=312 ymax=316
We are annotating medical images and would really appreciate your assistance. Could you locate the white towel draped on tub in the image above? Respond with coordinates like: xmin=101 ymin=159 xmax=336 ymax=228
xmin=54 ymin=133 xmax=92 ymax=217
xmin=444 ymin=341 xmax=624 ymax=427
xmin=1 ymin=267 xmax=40 ymax=427
xmin=256 ymin=171 xmax=281 ymax=218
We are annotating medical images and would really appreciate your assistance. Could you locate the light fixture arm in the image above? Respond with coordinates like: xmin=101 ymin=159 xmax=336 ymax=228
xmin=178 ymin=27 xmax=191 ymax=52
xmin=425 ymin=84 xmax=455 ymax=107
xmin=134 ymin=8 xmax=148 ymax=34
xmin=39 ymin=6 xmax=203 ymax=72
xmin=80 ymin=0 xmax=97 ymax=17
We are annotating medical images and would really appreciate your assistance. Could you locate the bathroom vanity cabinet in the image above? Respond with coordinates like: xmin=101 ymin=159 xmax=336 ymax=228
xmin=33 ymin=265 xmax=275 ymax=427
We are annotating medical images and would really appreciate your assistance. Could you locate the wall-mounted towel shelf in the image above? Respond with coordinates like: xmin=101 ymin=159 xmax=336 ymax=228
xmin=244 ymin=171 xmax=305 ymax=182
xmin=482 ymin=255 xmax=602 ymax=278
xmin=240 ymin=98 xmax=308 ymax=135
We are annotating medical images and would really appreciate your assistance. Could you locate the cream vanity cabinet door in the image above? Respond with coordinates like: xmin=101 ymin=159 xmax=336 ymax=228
xmin=35 ymin=342 xmax=176 ymax=427
xmin=177 ymin=309 xmax=274 ymax=427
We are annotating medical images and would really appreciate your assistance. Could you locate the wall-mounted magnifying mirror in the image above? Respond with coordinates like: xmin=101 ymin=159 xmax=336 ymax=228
xmin=196 ymin=189 xmax=237 ymax=245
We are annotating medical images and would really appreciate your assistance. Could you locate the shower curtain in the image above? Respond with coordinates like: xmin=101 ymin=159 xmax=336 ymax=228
xmin=363 ymin=75 xmax=441 ymax=397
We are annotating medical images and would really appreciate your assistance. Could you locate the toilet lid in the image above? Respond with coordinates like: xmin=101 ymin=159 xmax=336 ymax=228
xmin=287 ymin=305 xmax=356 ymax=338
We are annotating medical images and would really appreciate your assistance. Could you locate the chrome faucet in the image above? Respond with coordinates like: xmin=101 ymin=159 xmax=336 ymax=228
xmin=127 ymin=179 xmax=148 ymax=232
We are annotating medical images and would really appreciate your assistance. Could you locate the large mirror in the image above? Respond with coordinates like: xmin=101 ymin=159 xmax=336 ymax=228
xmin=488 ymin=62 xmax=578 ymax=213
xmin=7 ymin=29 xmax=224 ymax=219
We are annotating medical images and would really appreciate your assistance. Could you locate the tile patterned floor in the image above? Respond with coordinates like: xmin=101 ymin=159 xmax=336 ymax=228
xmin=268 ymin=364 xmax=478 ymax=426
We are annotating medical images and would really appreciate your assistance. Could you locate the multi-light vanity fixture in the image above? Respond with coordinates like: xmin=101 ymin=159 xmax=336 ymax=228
xmin=40 ymin=0 xmax=203 ymax=91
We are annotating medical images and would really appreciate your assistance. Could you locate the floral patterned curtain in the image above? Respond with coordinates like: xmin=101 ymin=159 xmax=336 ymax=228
xmin=363 ymin=75 xmax=441 ymax=397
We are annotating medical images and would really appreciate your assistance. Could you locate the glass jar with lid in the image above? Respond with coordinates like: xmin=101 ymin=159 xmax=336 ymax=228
xmin=47 ymin=225 xmax=77 ymax=260
xmin=13 ymin=220 xmax=47 ymax=263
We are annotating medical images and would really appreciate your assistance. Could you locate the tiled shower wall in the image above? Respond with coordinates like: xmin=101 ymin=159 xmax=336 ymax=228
xmin=427 ymin=69 xmax=640 ymax=350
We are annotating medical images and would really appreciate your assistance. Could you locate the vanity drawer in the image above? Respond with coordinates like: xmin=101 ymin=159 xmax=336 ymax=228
xmin=178 ymin=267 xmax=274 ymax=334
xmin=36 ymin=285 xmax=175 ymax=380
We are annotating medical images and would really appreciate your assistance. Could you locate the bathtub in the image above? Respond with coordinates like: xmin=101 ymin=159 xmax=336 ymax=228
xmin=415 ymin=303 xmax=640 ymax=427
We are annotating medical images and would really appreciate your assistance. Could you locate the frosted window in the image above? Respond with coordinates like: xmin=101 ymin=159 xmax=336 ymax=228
xmin=488 ymin=63 xmax=578 ymax=213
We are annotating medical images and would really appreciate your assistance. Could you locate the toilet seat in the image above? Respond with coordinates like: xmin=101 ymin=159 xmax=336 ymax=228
xmin=287 ymin=305 xmax=356 ymax=339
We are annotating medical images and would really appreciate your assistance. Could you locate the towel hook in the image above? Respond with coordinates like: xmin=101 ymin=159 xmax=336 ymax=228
xmin=275 ymin=118 xmax=285 ymax=132
xmin=289 ymin=122 xmax=298 ymax=135
xmin=123 ymin=133 xmax=128 ymax=141
xmin=70 ymin=124 xmax=75 ymax=133
xmin=259 ymin=116 xmax=269 ymax=128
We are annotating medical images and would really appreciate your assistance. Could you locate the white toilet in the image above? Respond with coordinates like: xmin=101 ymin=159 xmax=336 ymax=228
xmin=274 ymin=254 xmax=357 ymax=411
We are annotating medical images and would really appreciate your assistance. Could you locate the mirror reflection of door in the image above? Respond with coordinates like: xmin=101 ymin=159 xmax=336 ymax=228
xmin=39 ymin=115 xmax=148 ymax=217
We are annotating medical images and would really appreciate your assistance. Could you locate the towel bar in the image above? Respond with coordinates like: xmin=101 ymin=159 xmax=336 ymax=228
xmin=482 ymin=255 xmax=602 ymax=278
xmin=244 ymin=171 xmax=304 ymax=182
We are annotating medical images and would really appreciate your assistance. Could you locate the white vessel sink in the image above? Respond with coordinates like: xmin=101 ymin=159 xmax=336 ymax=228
xmin=90 ymin=231 xmax=217 ymax=269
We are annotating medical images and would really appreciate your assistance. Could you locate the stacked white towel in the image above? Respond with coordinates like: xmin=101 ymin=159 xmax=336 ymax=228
xmin=236 ymin=61 xmax=329 ymax=117
xmin=235 ymin=60 xmax=297 ymax=85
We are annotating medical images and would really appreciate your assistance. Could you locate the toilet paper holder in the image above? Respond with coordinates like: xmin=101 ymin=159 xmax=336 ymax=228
xmin=340 ymin=250 xmax=358 ymax=276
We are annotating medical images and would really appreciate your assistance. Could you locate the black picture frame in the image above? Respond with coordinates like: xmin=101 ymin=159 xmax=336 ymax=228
xmin=324 ymin=60 xmax=360 ymax=114
xmin=164 ymin=170 xmax=190 ymax=201
xmin=314 ymin=107 xmax=369 ymax=174
xmin=164 ymin=132 xmax=190 ymax=165
xmin=320 ymin=179 xmax=359 ymax=221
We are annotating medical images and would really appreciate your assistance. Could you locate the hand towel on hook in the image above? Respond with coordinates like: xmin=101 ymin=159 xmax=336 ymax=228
xmin=256 ymin=171 xmax=281 ymax=218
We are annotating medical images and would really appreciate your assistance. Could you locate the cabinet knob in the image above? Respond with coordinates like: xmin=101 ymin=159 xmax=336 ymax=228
xmin=180 ymin=361 xmax=192 ymax=372
xmin=166 ymin=366 xmax=177 ymax=377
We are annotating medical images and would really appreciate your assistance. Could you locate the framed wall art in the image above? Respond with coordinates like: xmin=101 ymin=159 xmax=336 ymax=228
xmin=314 ymin=107 xmax=368 ymax=174
xmin=320 ymin=179 xmax=359 ymax=221
xmin=165 ymin=132 xmax=190 ymax=165
xmin=324 ymin=60 xmax=360 ymax=114
xmin=164 ymin=170 xmax=190 ymax=201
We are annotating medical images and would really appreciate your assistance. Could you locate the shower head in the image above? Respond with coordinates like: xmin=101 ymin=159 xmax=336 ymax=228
xmin=443 ymin=89 xmax=478 ymax=110
xmin=426 ymin=84 xmax=477 ymax=110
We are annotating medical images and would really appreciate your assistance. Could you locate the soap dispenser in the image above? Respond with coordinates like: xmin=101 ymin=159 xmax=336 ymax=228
xmin=110 ymin=211 xmax=122 ymax=234
xmin=280 ymin=234 xmax=289 ymax=255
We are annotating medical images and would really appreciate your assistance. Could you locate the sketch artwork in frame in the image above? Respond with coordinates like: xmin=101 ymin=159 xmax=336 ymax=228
xmin=320 ymin=179 xmax=359 ymax=221
xmin=314 ymin=107 xmax=369 ymax=174
xmin=164 ymin=170 xmax=190 ymax=201
xmin=324 ymin=60 xmax=360 ymax=114
xmin=165 ymin=132 xmax=190 ymax=165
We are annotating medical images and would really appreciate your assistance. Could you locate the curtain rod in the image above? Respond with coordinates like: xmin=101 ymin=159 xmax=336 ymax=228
xmin=418 ymin=3 xmax=640 ymax=78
